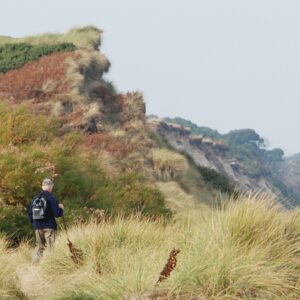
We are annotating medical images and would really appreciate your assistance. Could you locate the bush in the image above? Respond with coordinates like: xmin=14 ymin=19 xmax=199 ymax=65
xmin=0 ymin=206 xmax=33 ymax=244
xmin=0 ymin=42 xmax=76 ymax=73
xmin=0 ymin=102 xmax=59 ymax=146
xmin=91 ymin=173 xmax=171 ymax=217
xmin=197 ymin=165 xmax=234 ymax=194
xmin=0 ymin=145 xmax=56 ymax=206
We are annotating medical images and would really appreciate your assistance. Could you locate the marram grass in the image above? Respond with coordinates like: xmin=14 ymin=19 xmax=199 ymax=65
xmin=0 ymin=26 xmax=102 ymax=50
xmin=3 ymin=194 xmax=300 ymax=299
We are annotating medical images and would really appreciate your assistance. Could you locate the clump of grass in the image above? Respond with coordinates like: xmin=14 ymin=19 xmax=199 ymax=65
xmin=152 ymin=148 xmax=189 ymax=181
xmin=66 ymin=49 xmax=110 ymax=105
xmin=121 ymin=92 xmax=146 ymax=123
xmin=168 ymin=193 xmax=300 ymax=299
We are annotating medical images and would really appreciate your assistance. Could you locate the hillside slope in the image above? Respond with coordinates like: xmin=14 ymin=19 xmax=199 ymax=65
xmin=1 ymin=26 xmax=298 ymax=245
xmin=0 ymin=27 xmax=232 ymax=243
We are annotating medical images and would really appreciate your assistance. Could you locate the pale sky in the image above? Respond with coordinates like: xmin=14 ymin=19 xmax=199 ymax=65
xmin=1 ymin=0 xmax=300 ymax=155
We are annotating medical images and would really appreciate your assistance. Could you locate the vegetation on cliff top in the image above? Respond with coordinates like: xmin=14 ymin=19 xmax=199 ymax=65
xmin=0 ymin=42 xmax=76 ymax=73
xmin=0 ymin=26 xmax=101 ymax=49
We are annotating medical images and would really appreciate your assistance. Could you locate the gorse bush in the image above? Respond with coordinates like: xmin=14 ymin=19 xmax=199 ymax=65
xmin=0 ymin=42 xmax=76 ymax=73
xmin=0 ymin=102 xmax=59 ymax=146
xmin=0 ymin=145 xmax=57 ymax=206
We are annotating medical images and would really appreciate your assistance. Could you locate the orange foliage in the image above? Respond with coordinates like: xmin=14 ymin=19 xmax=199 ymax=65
xmin=0 ymin=52 xmax=77 ymax=103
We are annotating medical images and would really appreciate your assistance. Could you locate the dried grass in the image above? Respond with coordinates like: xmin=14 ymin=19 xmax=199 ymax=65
xmin=5 ymin=194 xmax=300 ymax=298
xmin=0 ymin=26 xmax=102 ymax=50
xmin=0 ymin=237 xmax=24 ymax=299
xmin=121 ymin=92 xmax=146 ymax=123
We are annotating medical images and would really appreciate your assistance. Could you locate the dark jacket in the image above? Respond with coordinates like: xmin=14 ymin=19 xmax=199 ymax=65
xmin=28 ymin=191 xmax=64 ymax=230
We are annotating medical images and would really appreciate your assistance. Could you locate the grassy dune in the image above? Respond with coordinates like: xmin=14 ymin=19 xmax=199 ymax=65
xmin=2 ymin=194 xmax=300 ymax=299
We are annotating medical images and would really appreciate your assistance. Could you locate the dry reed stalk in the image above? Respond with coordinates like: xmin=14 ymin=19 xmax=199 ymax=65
xmin=62 ymin=216 xmax=83 ymax=265
xmin=156 ymin=249 xmax=180 ymax=285
xmin=67 ymin=238 xmax=83 ymax=265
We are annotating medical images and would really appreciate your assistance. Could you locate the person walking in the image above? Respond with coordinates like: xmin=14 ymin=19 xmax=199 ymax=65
xmin=28 ymin=178 xmax=64 ymax=263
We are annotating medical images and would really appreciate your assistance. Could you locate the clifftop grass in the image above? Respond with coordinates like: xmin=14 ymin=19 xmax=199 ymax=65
xmin=0 ymin=26 xmax=102 ymax=50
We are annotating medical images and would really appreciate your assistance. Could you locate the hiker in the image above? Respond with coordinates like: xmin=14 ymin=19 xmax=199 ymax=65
xmin=28 ymin=178 xmax=64 ymax=263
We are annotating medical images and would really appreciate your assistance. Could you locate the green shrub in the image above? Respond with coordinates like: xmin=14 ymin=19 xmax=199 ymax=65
xmin=0 ymin=42 xmax=76 ymax=73
xmin=0 ymin=102 xmax=59 ymax=146
xmin=197 ymin=166 xmax=234 ymax=194
xmin=0 ymin=206 xmax=33 ymax=245
xmin=91 ymin=173 xmax=171 ymax=217
xmin=0 ymin=145 xmax=55 ymax=206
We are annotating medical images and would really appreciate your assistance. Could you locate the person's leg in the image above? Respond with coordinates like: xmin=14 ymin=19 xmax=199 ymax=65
xmin=32 ymin=229 xmax=46 ymax=264
xmin=44 ymin=229 xmax=56 ymax=250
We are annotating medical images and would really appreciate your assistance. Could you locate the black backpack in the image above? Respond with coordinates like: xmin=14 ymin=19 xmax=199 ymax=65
xmin=32 ymin=193 xmax=48 ymax=220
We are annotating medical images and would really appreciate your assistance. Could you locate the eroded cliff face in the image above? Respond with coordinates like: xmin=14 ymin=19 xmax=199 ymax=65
xmin=148 ymin=117 xmax=282 ymax=197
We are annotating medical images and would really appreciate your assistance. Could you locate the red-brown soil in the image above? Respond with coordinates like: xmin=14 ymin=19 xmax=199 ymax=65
xmin=0 ymin=51 xmax=76 ymax=103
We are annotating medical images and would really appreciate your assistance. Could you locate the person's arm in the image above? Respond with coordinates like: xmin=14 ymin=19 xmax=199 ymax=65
xmin=27 ymin=202 xmax=33 ymax=224
xmin=48 ymin=194 xmax=64 ymax=218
